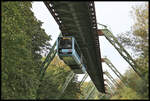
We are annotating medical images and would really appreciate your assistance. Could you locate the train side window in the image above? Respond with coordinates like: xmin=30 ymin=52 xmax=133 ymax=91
xmin=74 ymin=41 xmax=81 ymax=58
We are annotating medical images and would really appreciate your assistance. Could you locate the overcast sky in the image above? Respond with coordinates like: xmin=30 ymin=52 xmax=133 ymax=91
xmin=31 ymin=1 xmax=146 ymax=83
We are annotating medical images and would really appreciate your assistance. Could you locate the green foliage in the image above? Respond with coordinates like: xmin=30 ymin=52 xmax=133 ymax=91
xmin=111 ymin=69 xmax=148 ymax=99
xmin=2 ymin=1 xmax=51 ymax=99
xmin=111 ymin=86 xmax=142 ymax=99
xmin=2 ymin=1 xmax=148 ymax=100
xmin=79 ymin=81 xmax=104 ymax=99
xmin=117 ymin=3 xmax=148 ymax=57
xmin=111 ymin=3 xmax=149 ymax=99
xmin=117 ymin=3 xmax=148 ymax=80
xmin=37 ymin=56 xmax=82 ymax=99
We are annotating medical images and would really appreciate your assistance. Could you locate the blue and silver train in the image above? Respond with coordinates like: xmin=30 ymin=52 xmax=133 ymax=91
xmin=56 ymin=36 xmax=86 ymax=74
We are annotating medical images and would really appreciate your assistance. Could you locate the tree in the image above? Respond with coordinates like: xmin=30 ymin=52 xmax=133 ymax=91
xmin=117 ymin=3 xmax=148 ymax=57
xmin=2 ymin=1 xmax=51 ymax=99
xmin=37 ymin=56 xmax=82 ymax=99
xmin=111 ymin=3 xmax=149 ymax=99
xmin=117 ymin=3 xmax=148 ymax=79
xmin=117 ymin=3 xmax=148 ymax=80
xmin=117 ymin=1 xmax=148 ymax=92
xmin=111 ymin=86 xmax=142 ymax=99
xmin=111 ymin=69 xmax=148 ymax=99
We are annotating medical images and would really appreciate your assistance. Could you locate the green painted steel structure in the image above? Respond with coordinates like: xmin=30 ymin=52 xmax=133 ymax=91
xmin=79 ymin=72 xmax=88 ymax=86
xmin=36 ymin=40 xmax=57 ymax=99
xmin=104 ymin=71 xmax=119 ymax=88
xmin=44 ymin=1 xmax=105 ymax=93
xmin=35 ymin=1 xmax=145 ymax=99
xmin=103 ymin=57 xmax=128 ymax=86
xmin=57 ymin=71 xmax=75 ymax=98
xmin=85 ymin=86 xmax=95 ymax=99
xmin=103 ymin=57 xmax=123 ymax=80
xmin=36 ymin=33 xmax=76 ymax=99
xmin=99 ymin=25 xmax=142 ymax=80
xmin=105 ymin=78 xmax=115 ymax=89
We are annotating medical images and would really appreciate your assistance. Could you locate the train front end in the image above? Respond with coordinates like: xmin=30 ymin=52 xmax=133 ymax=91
xmin=57 ymin=36 xmax=86 ymax=74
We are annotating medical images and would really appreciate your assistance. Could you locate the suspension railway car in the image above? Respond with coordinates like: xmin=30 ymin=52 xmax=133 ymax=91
xmin=57 ymin=36 xmax=86 ymax=74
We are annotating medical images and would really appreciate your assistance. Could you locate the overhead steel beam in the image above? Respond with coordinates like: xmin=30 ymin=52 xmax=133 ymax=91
xmin=44 ymin=1 xmax=105 ymax=93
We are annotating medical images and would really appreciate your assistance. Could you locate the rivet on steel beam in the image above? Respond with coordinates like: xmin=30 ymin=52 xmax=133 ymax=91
xmin=90 ymin=2 xmax=92 ymax=5
xmin=55 ymin=13 xmax=58 ymax=16
xmin=49 ymin=3 xmax=53 ymax=7
xmin=52 ymin=9 xmax=55 ymax=12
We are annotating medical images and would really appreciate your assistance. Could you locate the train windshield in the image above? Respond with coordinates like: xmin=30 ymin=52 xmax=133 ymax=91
xmin=59 ymin=37 xmax=72 ymax=49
